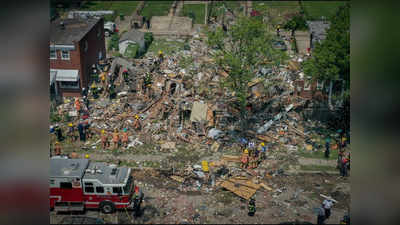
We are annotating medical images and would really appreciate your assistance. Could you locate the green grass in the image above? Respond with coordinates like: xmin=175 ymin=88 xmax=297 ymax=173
xmin=300 ymin=164 xmax=337 ymax=172
xmin=252 ymin=1 xmax=301 ymax=26
xmin=181 ymin=4 xmax=205 ymax=24
xmin=81 ymin=1 xmax=139 ymax=21
xmin=147 ymin=38 xmax=185 ymax=55
xmin=140 ymin=1 xmax=173 ymax=19
xmin=302 ymin=1 xmax=347 ymax=20
xmin=298 ymin=147 xmax=339 ymax=160
xmin=253 ymin=1 xmax=301 ymax=14
xmin=209 ymin=1 xmax=242 ymax=17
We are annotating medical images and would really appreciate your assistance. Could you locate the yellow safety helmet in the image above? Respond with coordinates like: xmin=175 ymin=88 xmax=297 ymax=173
xmin=158 ymin=50 xmax=163 ymax=55
xmin=85 ymin=154 xmax=90 ymax=159
xmin=68 ymin=123 xmax=73 ymax=127
xmin=147 ymin=84 xmax=152 ymax=87
xmin=91 ymin=83 xmax=96 ymax=89
xmin=261 ymin=142 xmax=265 ymax=146
xmin=55 ymin=141 xmax=60 ymax=145
xmin=135 ymin=115 xmax=139 ymax=119
xmin=101 ymin=129 xmax=105 ymax=134
xmin=244 ymin=149 xmax=249 ymax=154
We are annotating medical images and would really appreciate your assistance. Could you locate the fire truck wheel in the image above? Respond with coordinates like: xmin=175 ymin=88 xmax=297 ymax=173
xmin=100 ymin=201 xmax=115 ymax=214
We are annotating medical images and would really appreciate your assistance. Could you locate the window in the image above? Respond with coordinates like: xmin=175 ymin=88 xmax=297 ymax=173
xmin=61 ymin=50 xmax=70 ymax=60
xmin=50 ymin=50 xmax=57 ymax=59
xmin=84 ymin=182 xmax=94 ymax=193
xmin=316 ymin=80 xmax=324 ymax=90
xmin=113 ymin=187 xmax=122 ymax=194
xmin=50 ymin=179 xmax=55 ymax=185
xmin=60 ymin=182 xmax=72 ymax=189
xmin=96 ymin=186 xmax=104 ymax=193
xmin=59 ymin=81 xmax=80 ymax=89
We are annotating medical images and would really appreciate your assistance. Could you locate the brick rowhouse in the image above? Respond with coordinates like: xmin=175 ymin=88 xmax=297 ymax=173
xmin=50 ymin=17 xmax=106 ymax=97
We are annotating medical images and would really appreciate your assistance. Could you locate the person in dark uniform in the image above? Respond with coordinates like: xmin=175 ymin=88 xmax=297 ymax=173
xmin=55 ymin=126 xmax=63 ymax=142
xmin=132 ymin=186 xmax=143 ymax=218
xmin=325 ymin=138 xmax=330 ymax=159
xmin=248 ymin=198 xmax=256 ymax=216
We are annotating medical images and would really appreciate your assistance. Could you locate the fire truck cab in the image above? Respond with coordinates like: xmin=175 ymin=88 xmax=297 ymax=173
xmin=50 ymin=158 xmax=142 ymax=214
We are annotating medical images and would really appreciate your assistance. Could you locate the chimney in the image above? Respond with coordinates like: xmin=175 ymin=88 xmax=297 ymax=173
xmin=60 ymin=21 xmax=65 ymax=30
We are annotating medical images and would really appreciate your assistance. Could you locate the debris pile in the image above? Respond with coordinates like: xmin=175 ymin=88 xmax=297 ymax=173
xmin=50 ymin=30 xmax=348 ymax=203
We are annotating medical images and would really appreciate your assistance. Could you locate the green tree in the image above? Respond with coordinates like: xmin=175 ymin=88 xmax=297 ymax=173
xmin=302 ymin=4 xmax=350 ymax=108
xmin=284 ymin=14 xmax=308 ymax=37
xmin=206 ymin=16 xmax=287 ymax=129
xmin=108 ymin=33 xmax=120 ymax=51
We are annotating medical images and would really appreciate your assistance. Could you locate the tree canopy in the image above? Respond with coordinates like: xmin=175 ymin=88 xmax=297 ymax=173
xmin=206 ymin=16 xmax=287 ymax=120
xmin=302 ymin=4 xmax=350 ymax=87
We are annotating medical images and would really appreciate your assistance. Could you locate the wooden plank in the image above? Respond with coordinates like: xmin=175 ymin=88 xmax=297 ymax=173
xmin=260 ymin=182 xmax=273 ymax=191
xmin=320 ymin=194 xmax=338 ymax=203
xmin=220 ymin=180 xmax=257 ymax=200
xmin=170 ymin=175 xmax=185 ymax=183
xmin=221 ymin=155 xmax=241 ymax=162
xmin=230 ymin=177 xmax=261 ymax=190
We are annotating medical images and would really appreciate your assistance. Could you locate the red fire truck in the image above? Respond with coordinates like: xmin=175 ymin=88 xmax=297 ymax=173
xmin=50 ymin=158 xmax=142 ymax=214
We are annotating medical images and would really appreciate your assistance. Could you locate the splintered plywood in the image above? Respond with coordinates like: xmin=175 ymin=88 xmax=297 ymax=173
xmin=221 ymin=155 xmax=241 ymax=162
xmin=220 ymin=179 xmax=258 ymax=200
xmin=229 ymin=177 xmax=261 ymax=190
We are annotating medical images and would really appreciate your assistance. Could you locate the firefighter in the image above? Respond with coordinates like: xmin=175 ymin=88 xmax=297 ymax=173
xmin=259 ymin=142 xmax=267 ymax=160
xmin=109 ymin=84 xmax=116 ymax=100
xmin=100 ymin=72 xmax=106 ymax=86
xmin=91 ymin=83 xmax=99 ymax=99
xmin=250 ymin=151 xmax=258 ymax=169
xmin=158 ymin=50 xmax=164 ymax=64
xmin=133 ymin=115 xmax=141 ymax=131
xmin=248 ymin=197 xmax=256 ymax=216
xmin=240 ymin=149 xmax=249 ymax=169
xmin=55 ymin=125 xmax=63 ymax=142
xmin=54 ymin=141 xmax=62 ymax=156
xmin=276 ymin=25 xmax=280 ymax=37
xmin=83 ymin=95 xmax=89 ymax=110
xmin=67 ymin=123 xmax=75 ymax=141
xmin=112 ymin=129 xmax=120 ymax=150
xmin=143 ymin=72 xmax=152 ymax=96
xmin=81 ymin=87 xmax=88 ymax=98
xmin=122 ymin=128 xmax=129 ymax=148
xmin=101 ymin=129 xmax=108 ymax=150
xmin=75 ymin=98 xmax=81 ymax=115
xmin=132 ymin=186 xmax=143 ymax=217
xmin=123 ymin=69 xmax=129 ymax=83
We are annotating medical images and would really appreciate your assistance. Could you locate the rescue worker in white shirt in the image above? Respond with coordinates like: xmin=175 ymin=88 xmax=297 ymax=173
xmin=323 ymin=199 xmax=334 ymax=220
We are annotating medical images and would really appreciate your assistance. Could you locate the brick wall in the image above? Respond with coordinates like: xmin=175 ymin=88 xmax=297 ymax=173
xmin=50 ymin=18 xmax=106 ymax=97
xmin=79 ymin=18 xmax=106 ymax=89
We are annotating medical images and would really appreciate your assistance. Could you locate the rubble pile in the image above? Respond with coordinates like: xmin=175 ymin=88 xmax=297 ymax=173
xmin=50 ymin=31 xmax=346 ymax=204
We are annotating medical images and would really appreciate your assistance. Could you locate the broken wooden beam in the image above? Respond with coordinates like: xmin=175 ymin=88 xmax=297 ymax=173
xmin=320 ymin=194 xmax=338 ymax=203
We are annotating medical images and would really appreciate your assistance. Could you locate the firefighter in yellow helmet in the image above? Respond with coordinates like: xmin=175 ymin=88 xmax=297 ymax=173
xmin=241 ymin=149 xmax=249 ymax=169
xmin=67 ymin=123 xmax=75 ymax=141
xmin=259 ymin=142 xmax=267 ymax=160
xmin=158 ymin=50 xmax=164 ymax=63
xmin=101 ymin=129 xmax=108 ymax=150
xmin=134 ymin=115 xmax=141 ymax=131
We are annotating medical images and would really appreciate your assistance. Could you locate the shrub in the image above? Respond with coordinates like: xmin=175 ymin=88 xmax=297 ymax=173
xmin=144 ymin=32 xmax=154 ymax=48
xmin=109 ymin=33 xmax=120 ymax=51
